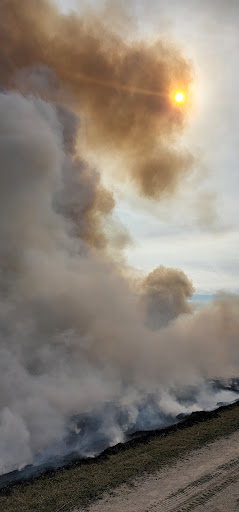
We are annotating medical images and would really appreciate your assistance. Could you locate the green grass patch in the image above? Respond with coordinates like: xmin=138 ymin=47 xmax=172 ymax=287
xmin=1 ymin=401 xmax=239 ymax=512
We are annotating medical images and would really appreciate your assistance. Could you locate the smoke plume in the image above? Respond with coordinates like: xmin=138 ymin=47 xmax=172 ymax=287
xmin=0 ymin=0 xmax=238 ymax=478
xmin=141 ymin=266 xmax=195 ymax=329
xmin=0 ymin=0 xmax=194 ymax=198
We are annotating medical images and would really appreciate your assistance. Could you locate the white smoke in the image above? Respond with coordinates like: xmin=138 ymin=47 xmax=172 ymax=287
xmin=0 ymin=89 xmax=239 ymax=476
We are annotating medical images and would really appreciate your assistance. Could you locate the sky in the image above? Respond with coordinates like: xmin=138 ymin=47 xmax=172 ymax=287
xmin=57 ymin=0 xmax=239 ymax=296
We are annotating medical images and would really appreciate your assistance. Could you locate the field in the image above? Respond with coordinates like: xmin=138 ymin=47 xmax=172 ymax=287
xmin=1 ymin=401 xmax=239 ymax=512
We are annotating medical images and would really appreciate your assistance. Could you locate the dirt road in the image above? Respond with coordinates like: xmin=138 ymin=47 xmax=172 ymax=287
xmin=77 ymin=430 xmax=239 ymax=512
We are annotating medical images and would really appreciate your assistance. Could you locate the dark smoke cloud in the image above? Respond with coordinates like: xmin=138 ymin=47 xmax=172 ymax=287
xmin=0 ymin=0 xmax=239 ymax=478
xmin=0 ymin=0 xmax=194 ymax=198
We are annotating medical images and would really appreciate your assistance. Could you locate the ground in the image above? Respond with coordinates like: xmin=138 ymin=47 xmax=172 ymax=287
xmin=78 ymin=431 xmax=239 ymax=512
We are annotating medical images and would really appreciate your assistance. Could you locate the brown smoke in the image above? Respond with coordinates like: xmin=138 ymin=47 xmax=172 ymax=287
xmin=0 ymin=0 xmax=194 ymax=198
xmin=141 ymin=266 xmax=194 ymax=329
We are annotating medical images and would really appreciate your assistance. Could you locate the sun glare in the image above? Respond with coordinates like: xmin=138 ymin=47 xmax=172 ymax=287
xmin=175 ymin=92 xmax=184 ymax=103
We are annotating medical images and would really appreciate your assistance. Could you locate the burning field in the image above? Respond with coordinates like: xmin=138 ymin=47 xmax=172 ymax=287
xmin=1 ymin=400 xmax=239 ymax=511
xmin=0 ymin=0 xmax=239 ymax=493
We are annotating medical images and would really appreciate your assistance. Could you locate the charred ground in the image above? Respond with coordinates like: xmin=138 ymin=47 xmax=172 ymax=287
xmin=1 ymin=398 xmax=239 ymax=512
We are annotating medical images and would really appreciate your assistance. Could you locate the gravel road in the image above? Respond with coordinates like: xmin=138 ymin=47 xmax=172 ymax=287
xmin=76 ymin=430 xmax=239 ymax=512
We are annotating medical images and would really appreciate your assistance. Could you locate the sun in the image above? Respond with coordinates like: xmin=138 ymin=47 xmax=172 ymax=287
xmin=175 ymin=92 xmax=184 ymax=103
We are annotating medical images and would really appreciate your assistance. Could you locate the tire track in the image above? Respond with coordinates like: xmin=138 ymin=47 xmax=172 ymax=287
xmin=146 ymin=457 xmax=239 ymax=511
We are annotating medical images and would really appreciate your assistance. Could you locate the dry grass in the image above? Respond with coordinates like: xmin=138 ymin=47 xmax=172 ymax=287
xmin=1 ymin=402 xmax=239 ymax=512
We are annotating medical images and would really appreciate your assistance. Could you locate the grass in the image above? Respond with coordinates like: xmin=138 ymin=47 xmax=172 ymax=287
xmin=1 ymin=401 xmax=239 ymax=512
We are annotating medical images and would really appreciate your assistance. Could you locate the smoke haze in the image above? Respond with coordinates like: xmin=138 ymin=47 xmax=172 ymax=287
xmin=0 ymin=0 xmax=238 ymax=476
xmin=0 ymin=0 xmax=194 ymax=198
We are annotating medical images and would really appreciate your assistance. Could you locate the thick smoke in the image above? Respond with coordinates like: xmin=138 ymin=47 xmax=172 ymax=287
xmin=141 ymin=266 xmax=195 ymax=329
xmin=0 ymin=0 xmax=239 ymax=477
xmin=0 ymin=0 xmax=194 ymax=198
xmin=0 ymin=90 xmax=239 ymax=476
